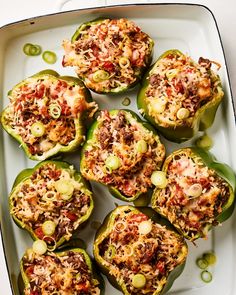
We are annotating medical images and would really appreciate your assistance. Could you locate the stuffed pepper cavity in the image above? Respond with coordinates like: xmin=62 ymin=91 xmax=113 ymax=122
xmin=151 ymin=148 xmax=235 ymax=241
xmin=20 ymin=247 xmax=102 ymax=295
xmin=10 ymin=160 xmax=94 ymax=249
xmin=94 ymin=206 xmax=187 ymax=295
xmin=62 ymin=18 xmax=154 ymax=93
xmin=137 ymin=49 xmax=224 ymax=142
xmin=80 ymin=110 xmax=165 ymax=201
xmin=1 ymin=70 xmax=97 ymax=160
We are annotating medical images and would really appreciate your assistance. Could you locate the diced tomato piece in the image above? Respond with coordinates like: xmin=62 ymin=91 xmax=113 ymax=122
xmin=156 ymin=259 xmax=166 ymax=275
xmin=76 ymin=283 xmax=89 ymax=292
xmin=129 ymin=213 xmax=148 ymax=222
xmin=34 ymin=227 xmax=44 ymax=239
xmin=64 ymin=212 xmax=78 ymax=221
xmin=35 ymin=84 xmax=45 ymax=98
xmin=92 ymin=45 xmax=100 ymax=58
xmin=103 ymin=61 xmax=115 ymax=72
xmin=26 ymin=266 xmax=34 ymax=276
xmin=166 ymin=87 xmax=172 ymax=96
xmin=30 ymin=291 xmax=39 ymax=295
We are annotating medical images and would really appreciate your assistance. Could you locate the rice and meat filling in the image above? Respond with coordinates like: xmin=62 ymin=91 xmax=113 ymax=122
xmin=153 ymin=149 xmax=230 ymax=239
xmin=11 ymin=163 xmax=91 ymax=246
xmin=4 ymin=77 xmax=96 ymax=156
xmin=98 ymin=209 xmax=186 ymax=295
xmin=82 ymin=110 xmax=165 ymax=197
xmin=63 ymin=18 xmax=153 ymax=92
xmin=22 ymin=250 xmax=100 ymax=295
xmin=145 ymin=53 xmax=221 ymax=126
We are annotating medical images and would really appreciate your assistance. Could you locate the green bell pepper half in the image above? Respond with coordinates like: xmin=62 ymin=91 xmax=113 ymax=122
xmin=19 ymin=247 xmax=105 ymax=295
xmin=93 ymin=205 xmax=188 ymax=295
xmin=151 ymin=147 xmax=236 ymax=240
xmin=0 ymin=70 xmax=93 ymax=161
xmin=137 ymin=49 xmax=224 ymax=142
xmin=68 ymin=18 xmax=154 ymax=94
xmin=9 ymin=160 xmax=94 ymax=249
xmin=80 ymin=109 xmax=165 ymax=202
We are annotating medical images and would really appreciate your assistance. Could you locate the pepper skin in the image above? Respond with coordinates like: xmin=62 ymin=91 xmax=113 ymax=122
xmin=80 ymin=109 xmax=165 ymax=202
xmin=1 ymin=70 xmax=96 ymax=160
xmin=62 ymin=18 xmax=154 ymax=94
xmin=94 ymin=205 xmax=188 ymax=295
xmin=9 ymin=160 xmax=94 ymax=249
xmin=137 ymin=49 xmax=224 ymax=142
xmin=151 ymin=147 xmax=236 ymax=241
xmin=19 ymin=247 xmax=104 ymax=295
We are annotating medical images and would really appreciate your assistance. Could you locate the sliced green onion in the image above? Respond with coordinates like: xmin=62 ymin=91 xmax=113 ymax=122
xmin=119 ymin=57 xmax=130 ymax=69
xmin=105 ymin=155 xmax=121 ymax=170
xmin=114 ymin=221 xmax=127 ymax=232
xmin=30 ymin=122 xmax=45 ymax=137
xmin=177 ymin=108 xmax=190 ymax=120
xmin=203 ymin=252 xmax=217 ymax=265
xmin=195 ymin=134 xmax=213 ymax=150
xmin=42 ymin=220 xmax=56 ymax=236
xmin=29 ymin=45 xmax=42 ymax=56
xmin=105 ymin=245 xmax=116 ymax=260
xmin=138 ymin=220 xmax=152 ymax=235
xmin=42 ymin=51 xmax=57 ymax=64
xmin=151 ymin=171 xmax=168 ymax=188
xmin=200 ymin=270 xmax=212 ymax=283
xmin=196 ymin=258 xmax=208 ymax=269
xmin=32 ymin=240 xmax=47 ymax=255
xmin=23 ymin=43 xmax=42 ymax=56
xmin=166 ymin=69 xmax=179 ymax=79
xmin=55 ymin=179 xmax=74 ymax=199
xmin=122 ymin=97 xmax=131 ymax=106
xmin=76 ymin=273 xmax=82 ymax=281
xmin=49 ymin=103 xmax=61 ymax=119
xmin=150 ymin=100 xmax=166 ymax=113
xmin=92 ymin=70 xmax=109 ymax=82
xmin=136 ymin=139 xmax=148 ymax=154
xmin=132 ymin=274 xmax=146 ymax=289
xmin=42 ymin=191 xmax=57 ymax=201
xmin=188 ymin=183 xmax=202 ymax=198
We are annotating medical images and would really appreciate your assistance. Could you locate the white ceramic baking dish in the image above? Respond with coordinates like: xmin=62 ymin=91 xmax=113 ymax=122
xmin=0 ymin=3 xmax=235 ymax=295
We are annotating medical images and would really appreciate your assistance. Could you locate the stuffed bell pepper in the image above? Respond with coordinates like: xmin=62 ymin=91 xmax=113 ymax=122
xmin=20 ymin=246 xmax=103 ymax=295
xmin=94 ymin=205 xmax=188 ymax=295
xmin=151 ymin=147 xmax=236 ymax=241
xmin=80 ymin=109 xmax=165 ymax=202
xmin=137 ymin=49 xmax=224 ymax=142
xmin=10 ymin=160 xmax=94 ymax=249
xmin=1 ymin=70 xmax=97 ymax=160
xmin=62 ymin=18 xmax=154 ymax=94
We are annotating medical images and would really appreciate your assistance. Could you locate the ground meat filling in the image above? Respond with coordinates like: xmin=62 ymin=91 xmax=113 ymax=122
xmin=63 ymin=18 xmax=153 ymax=92
xmin=98 ymin=208 xmax=186 ymax=295
xmin=145 ymin=53 xmax=221 ymax=126
xmin=4 ymin=77 xmax=96 ymax=156
xmin=11 ymin=163 xmax=92 ymax=246
xmin=153 ymin=150 xmax=230 ymax=239
xmin=22 ymin=250 xmax=100 ymax=295
xmin=82 ymin=110 xmax=165 ymax=197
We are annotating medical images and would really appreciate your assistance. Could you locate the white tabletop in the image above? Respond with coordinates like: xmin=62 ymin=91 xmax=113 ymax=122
xmin=0 ymin=0 xmax=235 ymax=294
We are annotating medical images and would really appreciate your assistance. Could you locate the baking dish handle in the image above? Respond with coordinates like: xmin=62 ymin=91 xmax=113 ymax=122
xmin=55 ymin=0 xmax=107 ymax=12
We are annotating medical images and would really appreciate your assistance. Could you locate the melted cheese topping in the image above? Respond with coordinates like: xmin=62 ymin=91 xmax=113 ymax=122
xmin=145 ymin=54 xmax=221 ymax=127
xmin=11 ymin=163 xmax=92 ymax=246
xmin=82 ymin=110 xmax=165 ymax=197
xmin=4 ymin=77 xmax=97 ymax=156
xmin=98 ymin=207 xmax=187 ymax=295
xmin=23 ymin=250 xmax=100 ymax=295
xmin=63 ymin=18 xmax=153 ymax=92
xmin=152 ymin=149 xmax=230 ymax=240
